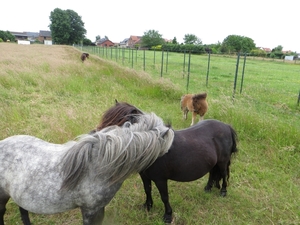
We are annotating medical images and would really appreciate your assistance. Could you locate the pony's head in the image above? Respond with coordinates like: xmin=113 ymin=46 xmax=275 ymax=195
xmin=192 ymin=92 xmax=208 ymax=115
xmin=90 ymin=100 xmax=144 ymax=133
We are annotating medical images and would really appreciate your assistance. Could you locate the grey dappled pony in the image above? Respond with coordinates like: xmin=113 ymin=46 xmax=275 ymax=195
xmin=0 ymin=113 xmax=174 ymax=225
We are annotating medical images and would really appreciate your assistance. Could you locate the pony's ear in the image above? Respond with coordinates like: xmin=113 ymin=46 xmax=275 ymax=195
xmin=88 ymin=129 xmax=97 ymax=134
xmin=160 ymin=128 xmax=171 ymax=138
xmin=115 ymin=99 xmax=118 ymax=104
xmin=165 ymin=119 xmax=172 ymax=128
xmin=132 ymin=109 xmax=139 ymax=114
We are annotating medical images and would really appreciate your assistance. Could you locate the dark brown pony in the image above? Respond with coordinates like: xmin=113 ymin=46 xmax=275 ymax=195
xmin=95 ymin=101 xmax=238 ymax=223
xmin=80 ymin=53 xmax=89 ymax=62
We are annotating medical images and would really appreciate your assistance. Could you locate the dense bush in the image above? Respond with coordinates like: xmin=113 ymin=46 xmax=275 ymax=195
xmin=162 ymin=43 xmax=205 ymax=53
xmin=250 ymin=49 xmax=267 ymax=57
xmin=0 ymin=30 xmax=15 ymax=42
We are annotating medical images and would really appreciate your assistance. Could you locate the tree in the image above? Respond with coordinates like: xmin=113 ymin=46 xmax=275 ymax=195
xmin=66 ymin=9 xmax=86 ymax=44
xmin=172 ymin=37 xmax=178 ymax=44
xmin=271 ymin=45 xmax=284 ymax=59
xmin=221 ymin=35 xmax=255 ymax=53
xmin=49 ymin=8 xmax=86 ymax=45
xmin=83 ymin=38 xmax=94 ymax=46
xmin=183 ymin=34 xmax=202 ymax=45
xmin=96 ymin=35 xmax=101 ymax=42
xmin=272 ymin=45 xmax=283 ymax=52
xmin=207 ymin=41 xmax=222 ymax=54
xmin=0 ymin=30 xmax=15 ymax=42
xmin=141 ymin=30 xmax=164 ymax=48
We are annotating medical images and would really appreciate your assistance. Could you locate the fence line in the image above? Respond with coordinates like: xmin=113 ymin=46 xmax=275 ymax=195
xmin=75 ymin=45 xmax=300 ymax=105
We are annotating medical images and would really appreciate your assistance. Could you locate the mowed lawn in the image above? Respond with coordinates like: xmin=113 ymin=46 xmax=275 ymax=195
xmin=0 ymin=43 xmax=299 ymax=225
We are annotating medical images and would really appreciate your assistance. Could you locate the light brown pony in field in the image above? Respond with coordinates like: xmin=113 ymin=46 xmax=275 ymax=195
xmin=81 ymin=53 xmax=89 ymax=62
xmin=180 ymin=92 xmax=208 ymax=126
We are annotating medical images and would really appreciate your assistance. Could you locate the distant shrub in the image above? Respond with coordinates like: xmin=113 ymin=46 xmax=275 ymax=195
xmin=151 ymin=45 xmax=162 ymax=51
xmin=250 ymin=49 xmax=267 ymax=57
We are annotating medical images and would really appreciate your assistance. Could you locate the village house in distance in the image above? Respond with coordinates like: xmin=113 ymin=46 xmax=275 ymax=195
xmin=95 ymin=35 xmax=142 ymax=48
xmin=9 ymin=30 xmax=52 ymax=45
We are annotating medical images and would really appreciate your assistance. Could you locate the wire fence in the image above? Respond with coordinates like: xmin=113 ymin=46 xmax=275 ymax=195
xmin=74 ymin=45 xmax=300 ymax=105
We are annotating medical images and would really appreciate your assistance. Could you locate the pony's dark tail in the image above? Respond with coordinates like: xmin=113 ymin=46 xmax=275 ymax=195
xmin=230 ymin=125 xmax=238 ymax=155
xmin=226 ymin=125 xmax=238 ymax=185
xmin=212 ymin=126 xmax=238 ymax=188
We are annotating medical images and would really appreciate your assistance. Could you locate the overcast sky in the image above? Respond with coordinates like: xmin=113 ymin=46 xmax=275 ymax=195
xmin=1 ymin=0 xmax=299 ymax=52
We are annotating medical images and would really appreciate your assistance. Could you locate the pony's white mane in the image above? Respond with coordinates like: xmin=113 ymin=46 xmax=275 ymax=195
xmin=61 ymin=113 xmax=174 ymax=190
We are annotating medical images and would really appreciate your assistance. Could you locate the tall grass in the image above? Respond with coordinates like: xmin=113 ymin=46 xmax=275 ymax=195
xmin=0 ymin=43 xmax=299 ymax=224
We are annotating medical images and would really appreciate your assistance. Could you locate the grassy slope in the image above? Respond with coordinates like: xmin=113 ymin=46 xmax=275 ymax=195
xmin=0 ymin=43 xmax=299 ymax=225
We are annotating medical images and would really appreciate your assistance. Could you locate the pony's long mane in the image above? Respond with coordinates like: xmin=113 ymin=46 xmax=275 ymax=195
xmin=61 ymin=113 xmax=174 ymax=190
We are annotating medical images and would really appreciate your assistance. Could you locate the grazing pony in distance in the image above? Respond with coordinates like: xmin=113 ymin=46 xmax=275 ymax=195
xmin=0 ymin=113 xmax=174 ymax=225
xmin=180 ymin=92 xmax=208 ymax=126
xmin=81 ymin=53 xmax=89 ymax=62
xmin=92 ymin=101 xmax=238 ymax=223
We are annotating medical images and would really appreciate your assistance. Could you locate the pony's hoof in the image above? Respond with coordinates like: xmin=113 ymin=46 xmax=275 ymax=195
xmin=214 ymin=181 xmax=221 ymax=189
xmin=163 ymin=214 xmax=173 ymax=224
xmin=204 ymin=186 xmax=212 ymax=192
xmin=143 ymin=203 xmax=152 ymax=211
xmin=220 ymin=190 xmax=227 ymax=197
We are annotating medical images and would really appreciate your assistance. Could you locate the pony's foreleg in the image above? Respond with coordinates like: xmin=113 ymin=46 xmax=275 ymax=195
xmin=19 ymin=207 xmax=31 ymax=225
xmin=154 ymin=180 xmax=173 ymax=223
xmin=0 ymin=197 xmax=9 ymax=225
xmin=191 ymin=112 xmax=197 ymax=126
xmin=204 ymin=171 xmax=214 ymax=192
xmin=183 ymin=108 xmax=188 ymax=120
xmin=0 ymin=208 xmax=5 ymax=225
xmin=199 ymin=114 xmax=204 ymax=121
xmin=140 ymin=173 xmax=153 ymax=211
xmin=81 ymin=207 xmax=105 ymax=225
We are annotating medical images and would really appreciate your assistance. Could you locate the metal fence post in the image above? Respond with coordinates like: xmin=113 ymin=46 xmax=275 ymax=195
xmin=240 ymin=53 xmax=247 ymax=94
xmin=183 ymin=50 xmax=186 ymax=78
xmin=186 ymin=51 xmax=191 ymax=93
xmin=160 ymin=50 xmax=164 ymax=77
xmin=153 ymin=48 xmax=156 ymax=65
xmin=232 ymin=52 xmax=240 ymax=101
xmin=166 ymin=50 xmax=169 ymax=73
xmin=131 ymin=49 xmax=134 ymax=68
xmin=143 ymin=49 xmax=145 ymax=71
xmin=206 ymin=52 xmax=211 ymax=87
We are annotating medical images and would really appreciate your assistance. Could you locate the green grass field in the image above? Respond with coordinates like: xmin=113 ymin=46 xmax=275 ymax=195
xmin=0 ymin=43 xmax=299 ymax=224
